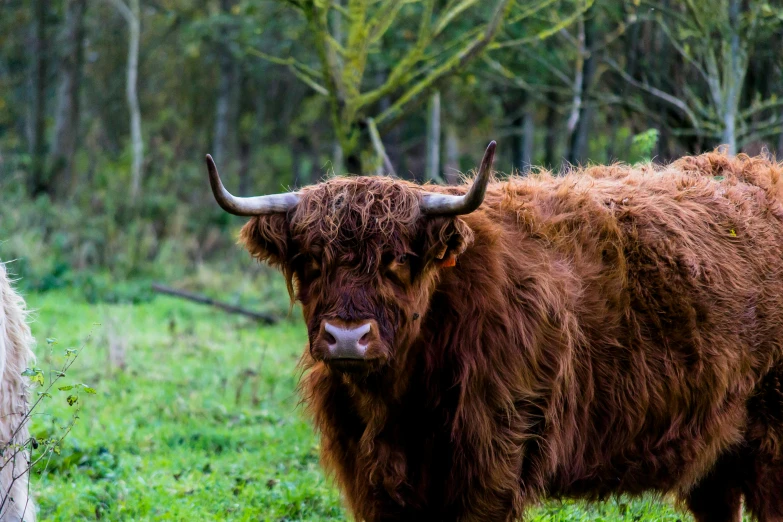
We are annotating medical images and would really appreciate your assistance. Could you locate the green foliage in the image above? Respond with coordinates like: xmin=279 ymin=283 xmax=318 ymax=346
xmin=630 ymin=129 xmax=660 ymax=164
xmin=22 ymin=367 xmax=46 ymax=386
xmin=2 ymin=334 xmax=98 ymax=515
xmin=0 ymin=167 xmax=292 ymax=313
xmin=28 ymin=288 xmax=345 ymax=521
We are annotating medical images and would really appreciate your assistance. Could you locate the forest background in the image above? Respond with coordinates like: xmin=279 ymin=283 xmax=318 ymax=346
xmin=1 ymin=1 xmax=782 ymax=519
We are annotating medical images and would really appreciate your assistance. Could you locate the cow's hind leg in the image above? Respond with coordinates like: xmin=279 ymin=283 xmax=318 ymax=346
xmin=743 ymin=363 xmax=783 ymax=522
xmin=742 ymin=458 xmax=783 ymax=522
xmin=684 ymin=455 xmax=744 ymax=522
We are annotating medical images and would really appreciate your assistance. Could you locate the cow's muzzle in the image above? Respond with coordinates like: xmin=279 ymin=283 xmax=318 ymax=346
xmin=312 ymin=319 xmax=387 ymax=369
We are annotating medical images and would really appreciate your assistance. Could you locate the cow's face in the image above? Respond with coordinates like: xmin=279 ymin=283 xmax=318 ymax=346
xmin=239 ymin=177 xmax=473 ymax=374
xmin=206 ymin=141 xmax=495 ymax=375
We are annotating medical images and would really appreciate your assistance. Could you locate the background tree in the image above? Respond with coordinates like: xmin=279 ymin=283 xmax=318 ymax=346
xmin=213 ymin=0 xmax=240 ymax=166
xmin=253 ymin=0 xmax=593 ymax=174
xmin=29 ymin=0 xmax=51 ymax=197
xmin=611 ymin=0 xmax=783 ymax=155
xmin=0 ymin=0 xmax=782 ymax=292
xmin=51 ymin=0 xmax=87 ymax=197
xmin=107 ymin=0 xmax=144 ymax=202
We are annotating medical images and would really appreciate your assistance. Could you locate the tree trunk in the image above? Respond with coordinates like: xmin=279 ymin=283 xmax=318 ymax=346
xmin=365 ymin=118 xmax=394 ymax=176
xmin=721 ymin=0 xmax=743 ymax=155
xmin=544 ymin=94 xmax=559 ymax=169
xmin=625 ymin=15 xmax=640 ymax=79
xmin=568 ymin=104 xmax=593 ymax=164
xmin=425 ymin=91 xmax=441 ymax=181
xmin=522 ymin=108 xmax=534 ymax=172
xmin=330 ymin=0 xmax=345 ymax=176
xmin=333 ymin=142 xmax=344 ymax=176
xmin=213 ymin=0 xmax=238 ymax=165
xmin=656 ymin=124 xmax=672 ymax=162
xmin=29 ymin=0 xmax=50 ymax=197
xmin=380 ymin=76 xmax=401 ymax=176
xmin=567 ymin=10 xmax=595 ymax=165
xmin=237 ymin=69 xmax=259 ymax=195
xmin=511 ymin=94 xmax=534 ymax=174
xmin=342 ymin=121 xmax=365 ymax=175
xmin=565 ymin=15 xmax=586 ymax=156
xmin=51 ymin=0 xmax=87 ymax=198
xmin=511 ymin=113 xmax=523 ymax=173
xmin=125 ymin=0 xmax=143 ymax=202
xmin=344 ymin=147 xmax=362 ymax=175
xmin=444 ymin=124 xmax=460 ymax=184
xmin=238 ymin=140 xmax=251 ymax=195
xmin=606 ymin=111 xmax=619 ymax=162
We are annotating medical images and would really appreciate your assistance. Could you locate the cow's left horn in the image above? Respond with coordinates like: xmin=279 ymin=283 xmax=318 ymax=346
xmin=206 ymin=154 xmax=300 ymax=215
xmin=419 ymin=141 xmax=496 ymax=216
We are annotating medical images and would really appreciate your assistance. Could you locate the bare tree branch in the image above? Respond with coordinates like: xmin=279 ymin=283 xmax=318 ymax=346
xmin=493 ymin=0 xmax=594 ymax=48
xmin=637 ymin=13 xmax=712 ymax=86
xmin=376 ymin=0 xmax=512 ymax=126
xmin=354 ymin=0 xmax=435 ymax=110
xmin=739 ymin=99 xmax=783 ymax=120
xmin=566 ymin=11 xmax=586 ymax=134
xmin=247 ymin=48 xmax=329 ymax=95
xmin=433 ymin=0 xmax=480 ymax=37
xmin=367 ymin=0 xmax=409 ymax=44
xmin=365 ymin=118 xmax=397 ymax=176
xmin=605 ymin=57 xmax=702 ymax=135
xmin=105 ymin=0 xmax=133 ymax=22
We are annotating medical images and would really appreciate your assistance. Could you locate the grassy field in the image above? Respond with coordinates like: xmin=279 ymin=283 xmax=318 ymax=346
xmin=24 ymin=287 xmax=693 ymax=521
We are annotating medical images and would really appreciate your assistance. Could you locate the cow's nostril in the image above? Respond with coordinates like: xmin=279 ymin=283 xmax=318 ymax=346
xmin=358 ymin=332 xmax=371 ymax=346
xmin=323 ymin=331 xmax=337 ymax=345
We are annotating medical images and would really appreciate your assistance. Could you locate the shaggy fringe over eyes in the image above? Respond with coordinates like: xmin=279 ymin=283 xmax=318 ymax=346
xmin=240 ymin=176 xmax=444 ymax=302
xmin=290 ymin=176 xmax=424 ymax=268
xmin=293 ymin=176 xmax=421 ymax=240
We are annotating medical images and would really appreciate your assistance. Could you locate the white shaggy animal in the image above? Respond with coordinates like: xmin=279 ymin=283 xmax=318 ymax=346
xmin=0 ymin=264 xmax=36 ymax=521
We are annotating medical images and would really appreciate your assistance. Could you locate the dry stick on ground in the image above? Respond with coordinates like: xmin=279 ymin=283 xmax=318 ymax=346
xmin=151 ymin=284 xmax=278 ymax=325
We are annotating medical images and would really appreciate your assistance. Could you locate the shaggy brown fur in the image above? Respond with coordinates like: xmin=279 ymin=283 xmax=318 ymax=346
xmin=238 ymin=151 xmax=783 ymax=522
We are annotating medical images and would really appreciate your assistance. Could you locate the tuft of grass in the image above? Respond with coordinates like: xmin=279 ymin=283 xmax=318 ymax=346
xmin=28 ymin=287 xmax=697 ymax=521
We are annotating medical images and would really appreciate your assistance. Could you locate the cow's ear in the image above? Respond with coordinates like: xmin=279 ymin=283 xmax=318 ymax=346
xmin=238 ymin=214 xmax=291 ymax=268
xmin=421 ymin=217 xmax=475 ymax=267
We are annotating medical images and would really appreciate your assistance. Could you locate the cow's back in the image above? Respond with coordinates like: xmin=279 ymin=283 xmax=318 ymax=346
xmin=457 ymin=151 xmax=783 ymax=499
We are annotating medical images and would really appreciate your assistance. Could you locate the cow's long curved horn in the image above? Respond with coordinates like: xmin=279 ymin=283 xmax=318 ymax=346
xmin=420 ymin=141 xmax=496 ymax=216
xmin=206 ymin=154 xmax=300 ymax=216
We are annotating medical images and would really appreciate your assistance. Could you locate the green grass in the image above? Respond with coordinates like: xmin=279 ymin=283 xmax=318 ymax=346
xmin=25 ymin=288 xmax=692 ymax=521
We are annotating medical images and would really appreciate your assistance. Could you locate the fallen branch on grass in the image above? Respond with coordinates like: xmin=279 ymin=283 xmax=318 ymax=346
xmin=151 ymin=283 xmax=278 ymax=325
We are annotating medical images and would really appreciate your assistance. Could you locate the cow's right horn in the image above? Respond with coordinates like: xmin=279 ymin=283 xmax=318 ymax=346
xmin=419 ymin=141 xmax=496 ymax=216
xmin=206 ymin=154 xmax=300 ymax=216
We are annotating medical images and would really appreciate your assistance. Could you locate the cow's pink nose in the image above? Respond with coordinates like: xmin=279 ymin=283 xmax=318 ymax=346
xmin=320 ymin=320 xmax=377 ymax=360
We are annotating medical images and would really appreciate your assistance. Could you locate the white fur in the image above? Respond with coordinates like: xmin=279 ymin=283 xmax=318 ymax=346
xmin=0 ymin=264 xmax=36 ymax=522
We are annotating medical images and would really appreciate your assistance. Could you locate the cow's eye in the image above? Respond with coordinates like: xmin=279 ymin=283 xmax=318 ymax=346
xmin=302 ymin=256 xmax=321 ymax=279
xmin=385 ymin=253 xmax=412 ymax=286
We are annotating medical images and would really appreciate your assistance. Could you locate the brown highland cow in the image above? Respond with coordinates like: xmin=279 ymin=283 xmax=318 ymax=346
xmin=208 ymin=143 xmax=783 ymax=522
